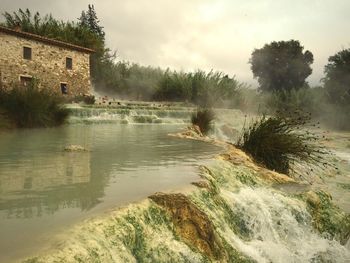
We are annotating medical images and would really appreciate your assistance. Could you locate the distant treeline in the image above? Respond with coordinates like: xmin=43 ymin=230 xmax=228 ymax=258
xmin=99 ymin=63 xmax=246 ymax=108
xmin=2 ymin=7 xmax=349 ymax=129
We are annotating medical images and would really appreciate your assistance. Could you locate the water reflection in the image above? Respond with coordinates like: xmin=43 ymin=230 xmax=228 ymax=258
xmin=0 ymin=124 xmax=223 ymax=262
xmin=0 ymin=139 xmax=94 ymax=219
xmin=0 ymin=124 xmax=220 ymax=219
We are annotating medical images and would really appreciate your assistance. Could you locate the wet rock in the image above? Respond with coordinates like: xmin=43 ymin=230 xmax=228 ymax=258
xmin=220 ymin=124 xmax=239 ymax=139
xmin=304 ymin=190 xmax=350 ymax=245
xmin=170 ymin=125 xmax=207 ymax=141
xmin=191 ymin=181 xmax=210 ymax=189
xmin=219 ymin=146 xmax=294 ymax=184
xmin=149 ymin=192 xmax=226 ymax=260
xmin=191 ymin=125 xmax=203 ymax=137
xmin=64 ymin=145 xmax=87 ymax=152
xmin=305 ymin=191 xmax=321 ymax=208
xmin=176 ymin=125 xmax=204 ymax=139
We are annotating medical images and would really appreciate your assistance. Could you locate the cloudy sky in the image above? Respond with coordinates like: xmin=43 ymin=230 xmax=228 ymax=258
xmin=1 ymin=0 xmax=349 ymax=86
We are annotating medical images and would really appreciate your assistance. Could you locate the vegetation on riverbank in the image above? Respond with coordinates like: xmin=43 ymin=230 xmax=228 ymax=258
xmin=0 ymin=110 xmax=15 ymax=130
xmin=22 ymin=146 xmax=350 ymax=262
xmin=191 ymin=108 xmax=215 ymax=135
xmin=304 ymin=190 xmax=350 ymax=245
xmin=1 ymin=8 xmax=349 ymax=131
xmin=237 ymin=113 xmax=330 ymax=176
xmin=0 ymin=81 xmax=69 ymax=128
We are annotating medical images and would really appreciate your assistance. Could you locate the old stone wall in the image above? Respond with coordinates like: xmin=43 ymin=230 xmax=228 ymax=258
xmin=0 ymin=31 xmax=91 ymax=96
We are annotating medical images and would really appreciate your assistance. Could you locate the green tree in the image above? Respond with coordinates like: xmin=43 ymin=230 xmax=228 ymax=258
xmin=78 ymin=4 xmax=105 ymax=41
xmin=250 ymin=40 xmax=314 ymax=92
xmin=2 ymin=8 xmax=103 ymax=51
xmin=154 ymin=70 xmax=192 ymax=101
xmin=323 ymin=48 xmax=350 ymax=105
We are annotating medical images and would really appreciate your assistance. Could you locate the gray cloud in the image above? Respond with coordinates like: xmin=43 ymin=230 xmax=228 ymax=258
xmin=1 ymin=0 xmax=349 ymax=86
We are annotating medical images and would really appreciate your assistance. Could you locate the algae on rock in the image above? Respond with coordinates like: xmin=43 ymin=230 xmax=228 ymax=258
xmin=304 ymin=190 xmax=350 ymax=245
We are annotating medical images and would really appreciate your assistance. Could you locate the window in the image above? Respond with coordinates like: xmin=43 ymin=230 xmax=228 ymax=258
xmin=23 ymin=47 xmax=32 ymax=60
xmin=20 ymin=76 xmax=32 ymax=86
xmin=66 ymin=57 xmax=72 ymax=70
xmin=60 ymin=83 xmax=68 ymax=94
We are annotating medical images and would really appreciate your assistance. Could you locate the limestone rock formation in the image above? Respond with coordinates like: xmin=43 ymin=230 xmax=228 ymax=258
xmin=149 ymin=192 xmax=226 ymax=260
xmin=64 ymin=144 xmax=88 ymax=152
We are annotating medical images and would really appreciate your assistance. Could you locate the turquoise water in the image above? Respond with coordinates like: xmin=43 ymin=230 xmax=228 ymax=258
xmin=0 ymin=124 xmax=221 ymax=262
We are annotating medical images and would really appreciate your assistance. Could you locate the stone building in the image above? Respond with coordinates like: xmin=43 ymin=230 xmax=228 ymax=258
xmin=0 ymin=25 xmax=94 ymax=96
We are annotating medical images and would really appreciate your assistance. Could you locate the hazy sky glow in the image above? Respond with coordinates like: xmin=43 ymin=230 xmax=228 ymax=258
xmin=1 ymin=0 xmax=349 ymax=86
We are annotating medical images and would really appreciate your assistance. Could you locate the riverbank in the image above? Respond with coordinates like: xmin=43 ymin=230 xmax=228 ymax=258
xmin=0 ymin=112 xmax=14 ymax=130
xmin=21 ymin=129 xmax=350 ymax=263
xmin=0 ymin=83 xmax=69 ymax=129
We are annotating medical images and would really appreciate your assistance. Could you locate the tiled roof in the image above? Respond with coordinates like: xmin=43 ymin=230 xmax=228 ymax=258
xmin=0 ymin=25 xmax=95 ymax=53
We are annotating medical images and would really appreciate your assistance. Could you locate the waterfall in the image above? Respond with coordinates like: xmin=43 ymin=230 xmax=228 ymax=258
xmin=18 ymin=105 xmax=349 ymax=262
xmin=24 ymin=159 xmax=350 ymax=263
xmin=222 ymin=187 xmax=349 ymax=262
xmin=67 ymin=105 xmax=194 ymax=124
xmin=67 ymin=105 xmax=250 ymax=142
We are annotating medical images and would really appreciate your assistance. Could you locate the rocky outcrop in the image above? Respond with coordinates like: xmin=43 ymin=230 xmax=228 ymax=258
xmin=64 ymin=144 xmax=88 ymax=152
xmin=149 ymin=192 xmax=226 ymax=260
xmin=304 ymin=190 xmax=350 ymax=245
xmin=191 ymin=181 xmax=210 ymax=189
xmin=219 ymin=145 xmax=294 ymax=184
xmin=170 ymin=127 xmax=294 ymax=185
xmin=169 ymin=125 xmax=205 ymax=140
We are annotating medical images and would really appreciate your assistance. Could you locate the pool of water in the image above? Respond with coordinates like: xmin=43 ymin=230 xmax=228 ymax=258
xmin=0 ymin=124 xmax=221 ymax=262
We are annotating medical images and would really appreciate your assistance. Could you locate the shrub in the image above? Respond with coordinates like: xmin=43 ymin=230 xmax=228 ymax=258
xmin=153 ymin=71 xmax=192 ymax=102
xmin=69 ymin=94 xmax=96 ymax=105
xmin=153 ymin=70 xmax=242 ymax=107
xmin=83 ymin=94 xmax=95 ymax=105
xmin=191 ymin=108 xmax=215 ymax=135
xmin=0 ymin=81 xmax=70 ymax=128
xmin=237 ymin=113 xmax=329 ymax=176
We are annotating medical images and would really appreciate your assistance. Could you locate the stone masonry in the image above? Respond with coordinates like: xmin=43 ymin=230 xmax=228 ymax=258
xmin=0 ymin=26 xmax=93 ymax=96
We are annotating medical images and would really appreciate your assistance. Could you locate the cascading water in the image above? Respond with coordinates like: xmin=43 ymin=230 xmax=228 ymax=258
xmin=223 ymin=187 xmax=349 ymax=262
xmin=68 ymin=105 xmax=195 ymax=124
xmin=1 ymin=105 xmax=349 ymax=262
xmin=21 ymin=158 xmax=350 ymax=263
xmin=67 ymin=105 xmax=249 ymax=133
